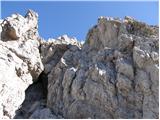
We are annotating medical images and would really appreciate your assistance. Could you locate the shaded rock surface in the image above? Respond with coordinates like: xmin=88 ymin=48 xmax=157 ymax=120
xmin=0 ymin=11 xmax=159 ymax=119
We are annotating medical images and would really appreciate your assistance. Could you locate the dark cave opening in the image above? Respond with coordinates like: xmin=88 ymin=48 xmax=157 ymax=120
xmin=14 ymin=71 xmax=48 ymax=119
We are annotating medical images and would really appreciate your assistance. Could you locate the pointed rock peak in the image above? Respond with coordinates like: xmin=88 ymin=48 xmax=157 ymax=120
xmin=25 ymin=9 xmax=38 ymax=29
xmin=58 ymin=34 xmax=69 ymax=40
xmin=25 ymin=9 xmax=38 ymax=19
xmin=56 ymin=34 xmax=82 ymax=47
xmin=57 ymin=34 xmax=77 ymax=42
xmin=1 ymin=9 xmax=39 ymax=41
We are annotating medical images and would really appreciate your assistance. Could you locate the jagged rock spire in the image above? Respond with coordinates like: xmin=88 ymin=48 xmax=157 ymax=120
xmin=1 ymin=9 xmax=38 ymax=41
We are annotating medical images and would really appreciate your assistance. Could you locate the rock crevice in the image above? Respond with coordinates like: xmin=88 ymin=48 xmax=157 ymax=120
xmin=0 ymin=10 xmax=159 ymax=119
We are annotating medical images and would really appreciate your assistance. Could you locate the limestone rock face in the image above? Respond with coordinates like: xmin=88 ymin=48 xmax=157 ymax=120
xmin=45 ymin=16 xmax=159 ymax=119
xmin=0 ymin=11 xmax=159 ymax=119
xmin=0 ymin=10 xmax=43 ymax=119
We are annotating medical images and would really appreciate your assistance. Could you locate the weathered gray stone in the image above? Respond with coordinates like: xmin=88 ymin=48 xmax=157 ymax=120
xmin=116 ymin=57 xmax=134 ymax=80
xmin=45 ymin=16 xmax=158 ymax=119
xmin=0 ymin=10 xmax=158 ymax=119
xmin=29 ymin=108 xmax=57 ymax=119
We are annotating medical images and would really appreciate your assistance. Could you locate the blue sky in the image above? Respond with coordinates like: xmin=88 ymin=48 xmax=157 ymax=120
xmin=1 ymin=1 xmax=159 ymax=41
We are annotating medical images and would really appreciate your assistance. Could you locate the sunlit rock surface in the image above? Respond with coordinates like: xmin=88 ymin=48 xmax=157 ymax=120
xmin=0 ymin=11 xmax=159 ymax=119
xmin=0 ymin=10 xmax=43 ymax=119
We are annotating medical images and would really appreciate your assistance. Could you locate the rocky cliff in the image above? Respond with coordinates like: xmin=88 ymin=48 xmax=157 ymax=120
xmin=0 ymin=10 xmax=159 ymax=119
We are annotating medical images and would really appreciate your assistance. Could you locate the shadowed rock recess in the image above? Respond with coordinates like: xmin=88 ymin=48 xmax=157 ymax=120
xmin=0 ymin=10 xmax=159 ymax=119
